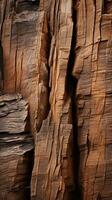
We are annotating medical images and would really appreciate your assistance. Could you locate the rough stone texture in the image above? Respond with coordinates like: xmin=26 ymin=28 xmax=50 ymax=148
xmin=1 ymin=0 xmax=50 ymax=134
xmin=73 ymin=1 xmax=112 ymax=200
xmin=0 ymin=0 xmax=75 ymax=199
xmin=31 ymin=112 xmax=75 ymax=200
xmin=0 ymin=0 xmax=112 ymax=200
xmin=0 ymin=94 xmax=34 ymax=199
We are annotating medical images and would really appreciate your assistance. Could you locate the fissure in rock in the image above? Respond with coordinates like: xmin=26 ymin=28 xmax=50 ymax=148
xmin=25 ymin=149 xmax=34 ymax=200
xmin=103 ymin=0 xmax=112 ymax=13
xmin=65 ymin=1 xmax=82 ymax=199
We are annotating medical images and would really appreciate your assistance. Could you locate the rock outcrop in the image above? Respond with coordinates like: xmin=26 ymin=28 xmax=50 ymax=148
xmin=0 ymin=0 xmax=112 ymax=200
xmin=74 ymin=1 xmax=112 ymax=199
xmin=0 ymin=94 xmax=34 ymax=199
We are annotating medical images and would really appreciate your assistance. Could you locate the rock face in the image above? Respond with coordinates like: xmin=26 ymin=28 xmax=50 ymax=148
xmin=74 ymin=1 xmax=112 ymax=199
xmin=0 ymin=0 xmax=112 ymax=200
xmin=0 ymin=94 xmax=34 ymax=199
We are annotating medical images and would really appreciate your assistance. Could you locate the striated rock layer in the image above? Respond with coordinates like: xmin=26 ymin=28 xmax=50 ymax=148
xmin=0 ymin=94 xmax=34 ymax=199
xmin=0 ymin=0 xmax=112 ymax=200
xmin=74 ymin=1 xmax=112 ymax=199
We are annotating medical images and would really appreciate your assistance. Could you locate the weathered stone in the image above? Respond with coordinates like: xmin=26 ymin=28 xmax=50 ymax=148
xmin=0 ymin=0 xmax=112 ymax=200
xmin=0 ymin=94 xmax=34 ymax=199
xmin=31 ymin=112 xmax=75 ymax=200
xmin=73 ymin=1 xmax=112 ymax=199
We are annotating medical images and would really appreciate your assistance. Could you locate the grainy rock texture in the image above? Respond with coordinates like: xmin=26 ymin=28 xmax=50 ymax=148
xmin=0 ymin=0 xmax=112 ymax=200
xmin=74 ymin=1 xmax=112 ymax=200
xmin=0 ymin=94 xmax=34 ymax=199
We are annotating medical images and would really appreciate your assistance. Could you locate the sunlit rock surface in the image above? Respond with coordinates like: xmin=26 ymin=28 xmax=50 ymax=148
xmin=0 ymin=0 xmax=112 ymax=199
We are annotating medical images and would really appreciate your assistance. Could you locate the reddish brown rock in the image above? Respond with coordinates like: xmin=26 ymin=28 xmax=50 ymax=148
xmin=31 ymin=112 xmax=75 ymax=200
xmin=73 ymin=1 xmax=112 ymax=199
xmin=0 ymin=0 xmax=75 ymax=199
xmin=0 ymin=0 xmax=112 ymax=200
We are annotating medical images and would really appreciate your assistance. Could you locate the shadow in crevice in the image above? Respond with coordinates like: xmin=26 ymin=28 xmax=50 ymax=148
xmin=14 ymin=0 xmax=40 ymax=13
xmin=64 ymin=1 xmax=82 ymax=200
xmin=25 ymin=149 xmax=34 ymax=200
xmin=103 ymin=0 xmax=112 ymax=14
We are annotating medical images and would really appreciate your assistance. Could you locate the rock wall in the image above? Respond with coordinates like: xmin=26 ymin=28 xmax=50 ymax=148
xmin=0 ymin=0 xmax=112 ymax=200
xmin=0 ymin=94 xmax=34 ymax=199
xmin=74 ymin=1 xmax=112 ymax=199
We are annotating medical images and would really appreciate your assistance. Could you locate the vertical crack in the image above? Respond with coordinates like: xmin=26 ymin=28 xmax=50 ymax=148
xmin=65 ymin=1 xmax=82 ymax=199
xmin=0 ymin=40 xmax=4 ymax=93
xmin=25 ymin=149 xmax=34 ymax=200
xmin=40 ymin=16 xmax=52 ymax=121
xmin=97 ymin=192 xmax=102 ymax=200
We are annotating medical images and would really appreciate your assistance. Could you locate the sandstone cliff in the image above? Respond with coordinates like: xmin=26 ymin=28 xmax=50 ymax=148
xmin=0 ymin=0 xmax=112 ymax=200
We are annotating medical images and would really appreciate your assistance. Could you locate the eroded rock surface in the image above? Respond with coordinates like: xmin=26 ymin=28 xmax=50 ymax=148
xmin=0 ymin=94 xmax=34 ymax=199
xmin=73 ymin=1 xmax=112 ymax=199
xmin=0 ymin=0 xmax=112 ymax=200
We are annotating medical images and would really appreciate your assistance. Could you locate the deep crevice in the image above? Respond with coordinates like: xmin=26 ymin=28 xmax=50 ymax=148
xmin=24 ymin=109 xmax=34 ymax=200
xmin=24 ymin=149 xmax=34 ymax=200
xmin=65 ymin=1 xmax=82 ymax=199
xmin=42 ymin=19 xmax=52 ymax=120
xmin=97 ymin=193 xmax=102 ymax=200
xmin=103 ymin=0 xmax=112 ymax=14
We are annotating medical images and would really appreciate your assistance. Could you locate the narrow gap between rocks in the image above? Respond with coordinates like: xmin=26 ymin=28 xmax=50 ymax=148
xmin=103 ymin=0 xmax=112 ymax=14
xmin=25 ymin=149 xmax=34 ymax=200
xmin=23 ymin=110 xmax=34 ymax=200
xmin=44 ymin=20 xmax=52 ymax=119
xmin=65 ymin=1 xmax=82 ymax=199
